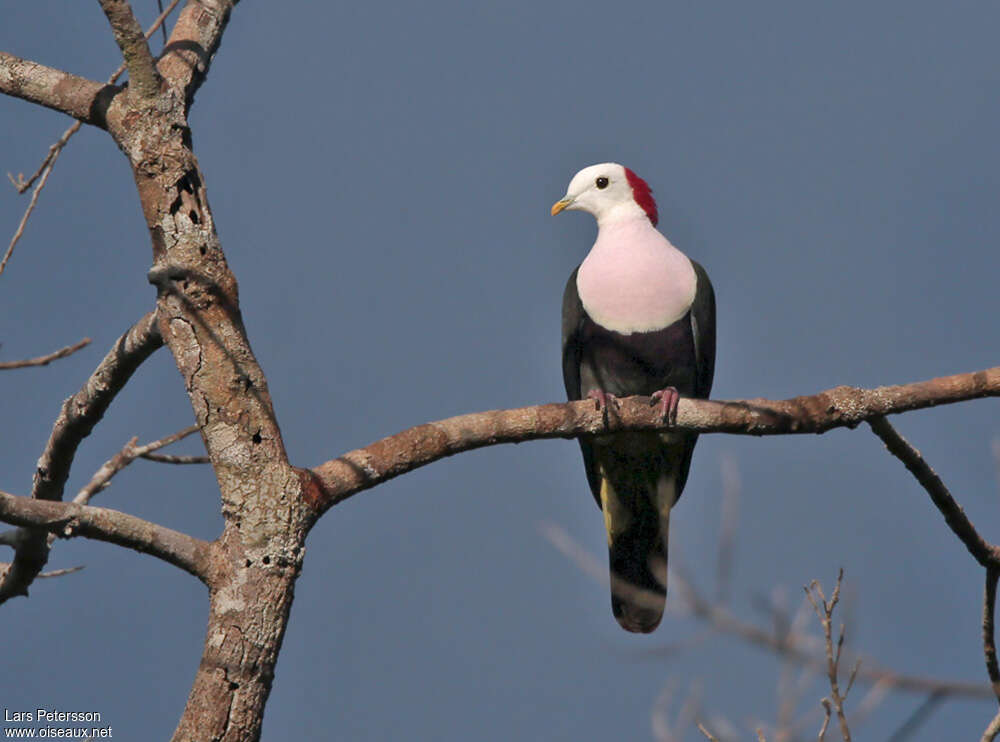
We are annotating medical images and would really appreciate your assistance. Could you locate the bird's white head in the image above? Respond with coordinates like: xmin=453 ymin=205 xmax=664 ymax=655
xmin=551 ymin=162 xmax=658 ymax=228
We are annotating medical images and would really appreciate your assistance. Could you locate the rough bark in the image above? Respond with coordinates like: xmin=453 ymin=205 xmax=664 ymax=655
xmin=86 ymin=3 xmax=310 ymax=738
xmin=0 ymin=51 xmax=123 ymax=128
xmin=97 ymin=0 xmax=161 ymax=100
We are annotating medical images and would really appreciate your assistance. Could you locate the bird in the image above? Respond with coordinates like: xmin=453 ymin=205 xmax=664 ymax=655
xmin=552 ymin=163 xmax=716 ymax=633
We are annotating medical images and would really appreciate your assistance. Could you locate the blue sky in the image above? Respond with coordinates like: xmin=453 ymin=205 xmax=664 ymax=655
xmin=2 ymin=2 xmax=1000 ymax=739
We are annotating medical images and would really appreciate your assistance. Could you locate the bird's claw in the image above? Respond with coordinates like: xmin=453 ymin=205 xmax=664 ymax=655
xmin=650 ymin=387 xmax=680 ymax=426
xmin=587 ymin=389 xmax=619 ymax=427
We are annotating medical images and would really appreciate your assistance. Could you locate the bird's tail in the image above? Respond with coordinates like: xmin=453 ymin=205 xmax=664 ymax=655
xmin=596 ymin=437 xmax=677 ymax=633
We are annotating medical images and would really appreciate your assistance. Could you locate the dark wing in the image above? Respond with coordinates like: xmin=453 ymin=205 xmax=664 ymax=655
xmin=661 ymin=259 xmax=716 ymax=502
xmin=561 ymin=266 xmax=602 ymax=505
xmin=561 ymin=266 xmax=584 ymax=401
xmin=689 ymin=260 xmax=716 ymax=400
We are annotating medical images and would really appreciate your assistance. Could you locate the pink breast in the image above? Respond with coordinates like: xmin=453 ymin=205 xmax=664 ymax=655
xmin=576 ymin=220 xmax=696 ymax=335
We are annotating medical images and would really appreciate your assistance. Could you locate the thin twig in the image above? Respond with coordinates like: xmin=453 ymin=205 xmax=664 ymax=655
xmin=0 ymin=563 xmax=84 ymax=580
xmin=37 ymin=565 xmax=84 ymax=579
xmin=2 ymin=0 xmax=182 ymax=278
xmin=139 ymin=452 xmax=209 ymax=464
xmin=1 ymin=152 xmax=60 ymax=277
xmin=818 ymin=698 xmax=832 ymax=741
xmin=0 ymin=337 xmax=91 ymax=369
xmin=544 ymin=522 xmax=992 ymax=699
xmin=8 ymin=123 xmax=79 ymax=194
xmin=806 ymin=570 xmax=852 ymax=742
xmin=985 ymin=567 xmax=1000 ymax=705
xmin=75 ymin=425 xmax=200 ymax=504
xmin=0 ymin=312 xmax=161 ymax=603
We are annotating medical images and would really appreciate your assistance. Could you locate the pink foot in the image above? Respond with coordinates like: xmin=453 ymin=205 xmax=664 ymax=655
xmin=650 ymin=387 xmax=680 ymax=425
xmin=586 ymin=389 xmax=619 ymax=426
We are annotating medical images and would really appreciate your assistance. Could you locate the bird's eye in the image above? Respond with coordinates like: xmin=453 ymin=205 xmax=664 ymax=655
xmin=595 ymin=177 xmax=609 ymax=189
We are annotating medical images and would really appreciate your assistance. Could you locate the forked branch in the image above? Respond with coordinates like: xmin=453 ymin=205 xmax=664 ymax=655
xmin=806 ymin=571 xmax=856 ymax=742
xmin=0 ymin=312 xmax=161 ymax=602
xmin=1 ymin=0 xmax=182 ymax=280
xmin=868 ymin=416 xmax=1000 ymax=739
xmin=0 ymin=337 xmax=91 ymax=369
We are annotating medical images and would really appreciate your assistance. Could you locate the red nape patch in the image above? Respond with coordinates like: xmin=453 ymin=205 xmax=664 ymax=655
xmin=624 ymin=167 xmax=658 ymax=226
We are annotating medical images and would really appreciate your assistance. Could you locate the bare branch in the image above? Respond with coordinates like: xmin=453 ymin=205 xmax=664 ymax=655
xmin=33 ymin=312 xmax=161 ymax=503
xmin=76 ymin=425 xmax=200 ymax=503
xmin=2 ymin=143 xmax=62 ymax=276
xmin=542 ymin=523 xmax=992 ymax=699
xmin=2 ymin=0 xmax=181 ymax=277
xmin=0 ymin=563 xmax=84 ymax=580
xmin=140 ymin=451 xmax=209 ymax=464
xmin=0 ymin=337 xmax=91 ymax=369
xmin=158 ymin=0 xmax=237 ymax=104
xmin=309 ymin=365 xmax=1000 ymax=514
xmin=869 ymin=416 xmax=1000 ymax=568
xmin=984 ymin=710 xmax=1000 ymax=742
xmin=818 ymin=698 xmax=832 ymax=741
xmin=0 ymin=312 xmax=161 ymax=602
xmin=0 ymin=489 xmax=211 ymax=581
xmin=37 ymin=565 xmax=85 ymax=578
xmin=6 ymin=0 xmax=179 ymax=191
xmin=97 ymin=0 xmax=161 ymax=99
xmin=806 ymin=571 xmax=852 ymax=742
xmin=985 ymin=568 xmax=1000 ymax=705
xmin=9 ymin=122 xmax=78 ymax=195
xmin=0 ymin=51 xmax=117 ymax=125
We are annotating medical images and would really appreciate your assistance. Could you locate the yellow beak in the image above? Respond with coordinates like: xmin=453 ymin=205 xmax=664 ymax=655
xmin=551 ymin=198 xmax=572 ymax=216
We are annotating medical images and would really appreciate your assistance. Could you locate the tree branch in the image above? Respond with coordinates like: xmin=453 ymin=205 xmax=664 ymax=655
xmin=869 ymin=416 xmax=1000 ymax=569
xmin=806 ymin=571 xmax=855 ymax=742
xmin=985 ymin=568 xmax=1000 ymax=702
xmin=0 ymin=51 xmax=118 ymax=126
xmin=987 ymin=569 xmax=1000 ymax=742
xmin=0 ymin=337 xmax=91 ymax=369
xmin=1 ymin=146 xmax=62 ymax=278
xmin=307 ymin=365 xmax=1000 ymax=514
xmin=76 ymin=425 xmax=200 ymax=503
xmin=97 ymin=0 xmax=161 ymax=99
xmin=140 ymin=452 xmax=210 ymax=464
xmin=0 ymin=489 xmax=211 ymax=582
xmin=543 ymin=522 xmax=992 ymax=701
xmin=0 ymin=312 xmax=161 ymax=602
xmin=158 ymin=0 xmax=237 ymax=105
xmin=2 ymin=0 xmax=182 ymax=280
